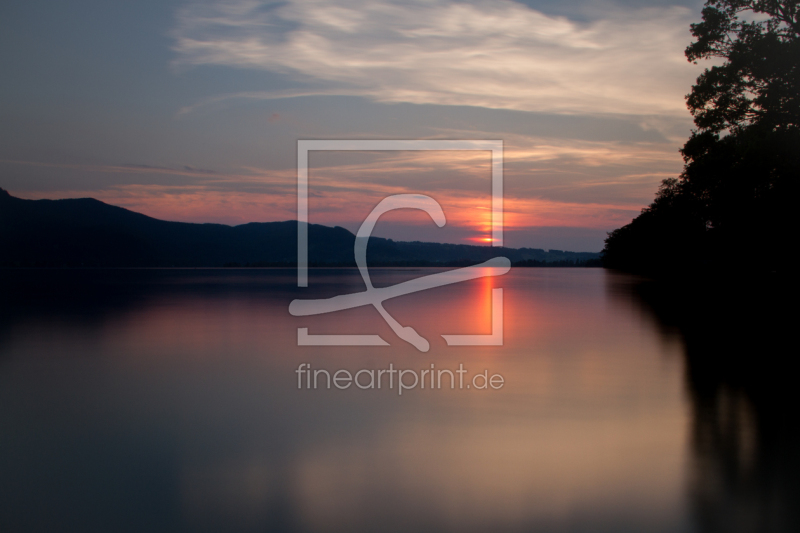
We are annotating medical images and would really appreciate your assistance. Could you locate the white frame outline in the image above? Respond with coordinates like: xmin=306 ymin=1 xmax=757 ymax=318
xmin=296 ymin=139 xmax=504 ymax=347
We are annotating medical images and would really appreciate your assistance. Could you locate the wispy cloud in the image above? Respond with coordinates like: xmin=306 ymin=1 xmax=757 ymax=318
xmin=173 ymin=0 xmax=702 ymax=116
xmin=4 ymin=149 xmax=643 ymax=238
xmin=0 ymin=159 xmax=223 ymax=179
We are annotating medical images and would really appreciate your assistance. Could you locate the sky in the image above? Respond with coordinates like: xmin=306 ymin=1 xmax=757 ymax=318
xmin=0 ymin=0 xmax=709 ymax=251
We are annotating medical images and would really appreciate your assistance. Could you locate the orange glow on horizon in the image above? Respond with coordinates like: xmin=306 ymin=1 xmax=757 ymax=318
xmin=14 ymin=184 xmax=641 ymax=240
xmin=4 ymin=141 xmax=671 ymax=234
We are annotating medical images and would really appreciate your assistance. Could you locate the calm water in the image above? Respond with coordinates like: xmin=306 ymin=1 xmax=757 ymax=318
xmin=0 ymin=268 xmax=794 ymax=532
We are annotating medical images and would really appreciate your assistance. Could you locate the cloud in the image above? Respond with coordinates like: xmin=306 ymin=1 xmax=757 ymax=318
xmin=0 ymin=159 xmax=222 ymax=178
xmin=172 ymin=0 xmax=702 ymax=116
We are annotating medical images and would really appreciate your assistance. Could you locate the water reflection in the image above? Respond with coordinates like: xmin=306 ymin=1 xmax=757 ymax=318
xmin=2 ymin=268 xmax=791 ymax=532
xmin=614 ymin=276 xmax=800 ymax=533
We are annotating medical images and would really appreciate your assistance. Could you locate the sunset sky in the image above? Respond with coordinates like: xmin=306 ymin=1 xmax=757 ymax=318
xmin=0 ymin=0 xmax=709 ymax=251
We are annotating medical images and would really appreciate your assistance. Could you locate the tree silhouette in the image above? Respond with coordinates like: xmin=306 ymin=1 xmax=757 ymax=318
xmin=603 ymin=0 xmax=800 ymax=274
xmin=684 ymin=0 xmax=799 ymax=135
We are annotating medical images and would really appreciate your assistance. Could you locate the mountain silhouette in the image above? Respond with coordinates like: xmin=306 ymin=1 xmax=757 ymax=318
xmin=0 ymin=188 xmax=599 ymax=267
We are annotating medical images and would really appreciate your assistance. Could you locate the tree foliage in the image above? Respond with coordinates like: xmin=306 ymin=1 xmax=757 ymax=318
xmin=684 ymin=0 xmax=799 ymax=136
xmin=603 ymin=0 xmax=800 ymax=274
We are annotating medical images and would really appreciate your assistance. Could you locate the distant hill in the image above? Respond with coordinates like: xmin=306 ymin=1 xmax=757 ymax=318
xmin=0 ymin=188 xmax=600 ymax=267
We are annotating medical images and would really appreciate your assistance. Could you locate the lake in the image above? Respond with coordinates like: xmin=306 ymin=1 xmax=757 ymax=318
xmin=0 ymin=268 xmax=795 ymax=532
